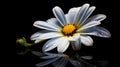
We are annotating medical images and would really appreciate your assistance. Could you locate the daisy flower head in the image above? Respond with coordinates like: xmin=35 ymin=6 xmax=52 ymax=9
xmin=31 ymin=3 xmax=111 ymax=53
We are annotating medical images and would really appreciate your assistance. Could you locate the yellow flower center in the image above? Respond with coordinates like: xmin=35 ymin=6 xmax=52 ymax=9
xmin=62 ymin=24 xmax=76 ymax=35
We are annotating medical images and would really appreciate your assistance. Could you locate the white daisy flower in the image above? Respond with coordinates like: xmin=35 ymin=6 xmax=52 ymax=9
xmin=31 ymin=3 xmax=111 ymax=53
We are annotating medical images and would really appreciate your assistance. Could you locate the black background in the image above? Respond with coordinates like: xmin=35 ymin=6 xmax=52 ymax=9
xmin=16 ymin=0 xmax=115 ymax=67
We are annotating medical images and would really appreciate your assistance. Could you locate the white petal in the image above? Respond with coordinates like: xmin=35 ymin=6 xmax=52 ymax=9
xmin=33 ymin=21 xmax=60 ymax=31
xmin=30 ymin=32 xmax=42 ymax=40
xmin=53 ymin=58 xmax=67 ymax=67
xmin=46 ymin=18 xmax=62 ymax=28
xmin=66 ymin=7 xmax=81 ymax=24
xmin=67 ymin=33 xmax=80 ymax=41
xmin=36 ymin=57 xmax=60 ymax=67
xmin=44 ymin=53 xmax=65 ymax=57
xmin=69 ymin=59 xmax=82 ymax=67
xmin=53 ymin=6 xmax=67 ymax=26
xmin=65 ymin=14 xmax=70 ymax=24
xmin=80 ymin=36 xmax=93 ymax=46
xmin=32 ymin=51 xmax=45 ymax=56
xmin=78 ymin=21 xmax=101 ymax=31
xmin=42 ymin=37 xmax=64 ymax=52
xmin=40 ymin=55 xmax=58 ymax=59
xmin=80 ymin=26 xmax=111 ymax=38
xmin=71 ymin=38 xmax=81 ymax=51
xmin=44 ymin=52 xmax=58 ymax=56
xmin=35 ymin=32 xmax=62 ymax=43
xmin=57 ymin=38 xmax=69 ymax=53
xmin=74 ymin=4 xmax=90 ymax=26
xmin=58 ymin=59 xmax=68 ymax=67
xmin=80 ymin=6 xmax=96 ymax=26
xmin=30 ymin=30 xmax=48 ymax=40
xmin=85 ymin=14 xmax=106 ymax=23
xmin=81 ymin=56 xmax=93 ymax=60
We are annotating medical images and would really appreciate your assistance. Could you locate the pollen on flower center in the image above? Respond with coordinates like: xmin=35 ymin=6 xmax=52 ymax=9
xmin=62 ymin=24 xmax=76 ymax=35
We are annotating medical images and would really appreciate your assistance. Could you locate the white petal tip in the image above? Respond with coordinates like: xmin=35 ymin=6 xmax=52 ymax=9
xmin=102 ymin=14 xmax=107 ymax=18
xmin=54 ymin=6 xmax=60 ymax=8
xmin=91 ymin=6 xmax=96 ymax=9
xmin=42 ymin=47 xmax=50 ymax=52
xmin=58 ymin=51 xmax=64 ymax=53
xmin=83 ymin=41 xmax=93 ymax=46
xmin=34 ymin=41 xmax=38 ymax=44
xmin=53 ymin=6 xmax=60 ymax=10
xmin=30 ymin=37 xmax=33 ymax=40
xmin=33 ymin=21 xmax=38 ymax=25
xmin=42 ymin=49 xmax=47 ymax=53
xmin=42 ymin=49 xmax=50 ymax=52
xmin=89 ymin=43 xmax=93 ymax=46
xmin=84 ymin=3 xmax=90 ymax=6
xmin=108 ymin=34 xmax=111 ymax=38
xmin=98 ymin=14 xmax=107 ymax=20
xmin=104 ymin=33 xmax=111 ymax=38
xmin=84 ymin=44 xmax=93 ymax=46
xmin=35 ymin=40 xmax=41 ymax=43
xmin=33 ymin=21 xmax=41 ymax=27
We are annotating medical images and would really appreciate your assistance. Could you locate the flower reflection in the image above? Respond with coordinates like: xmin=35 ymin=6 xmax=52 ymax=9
xmin=32 ymin=51 xmax=107 ymax=67
xmin=32 ymin=51 xmax=81 ymax=67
